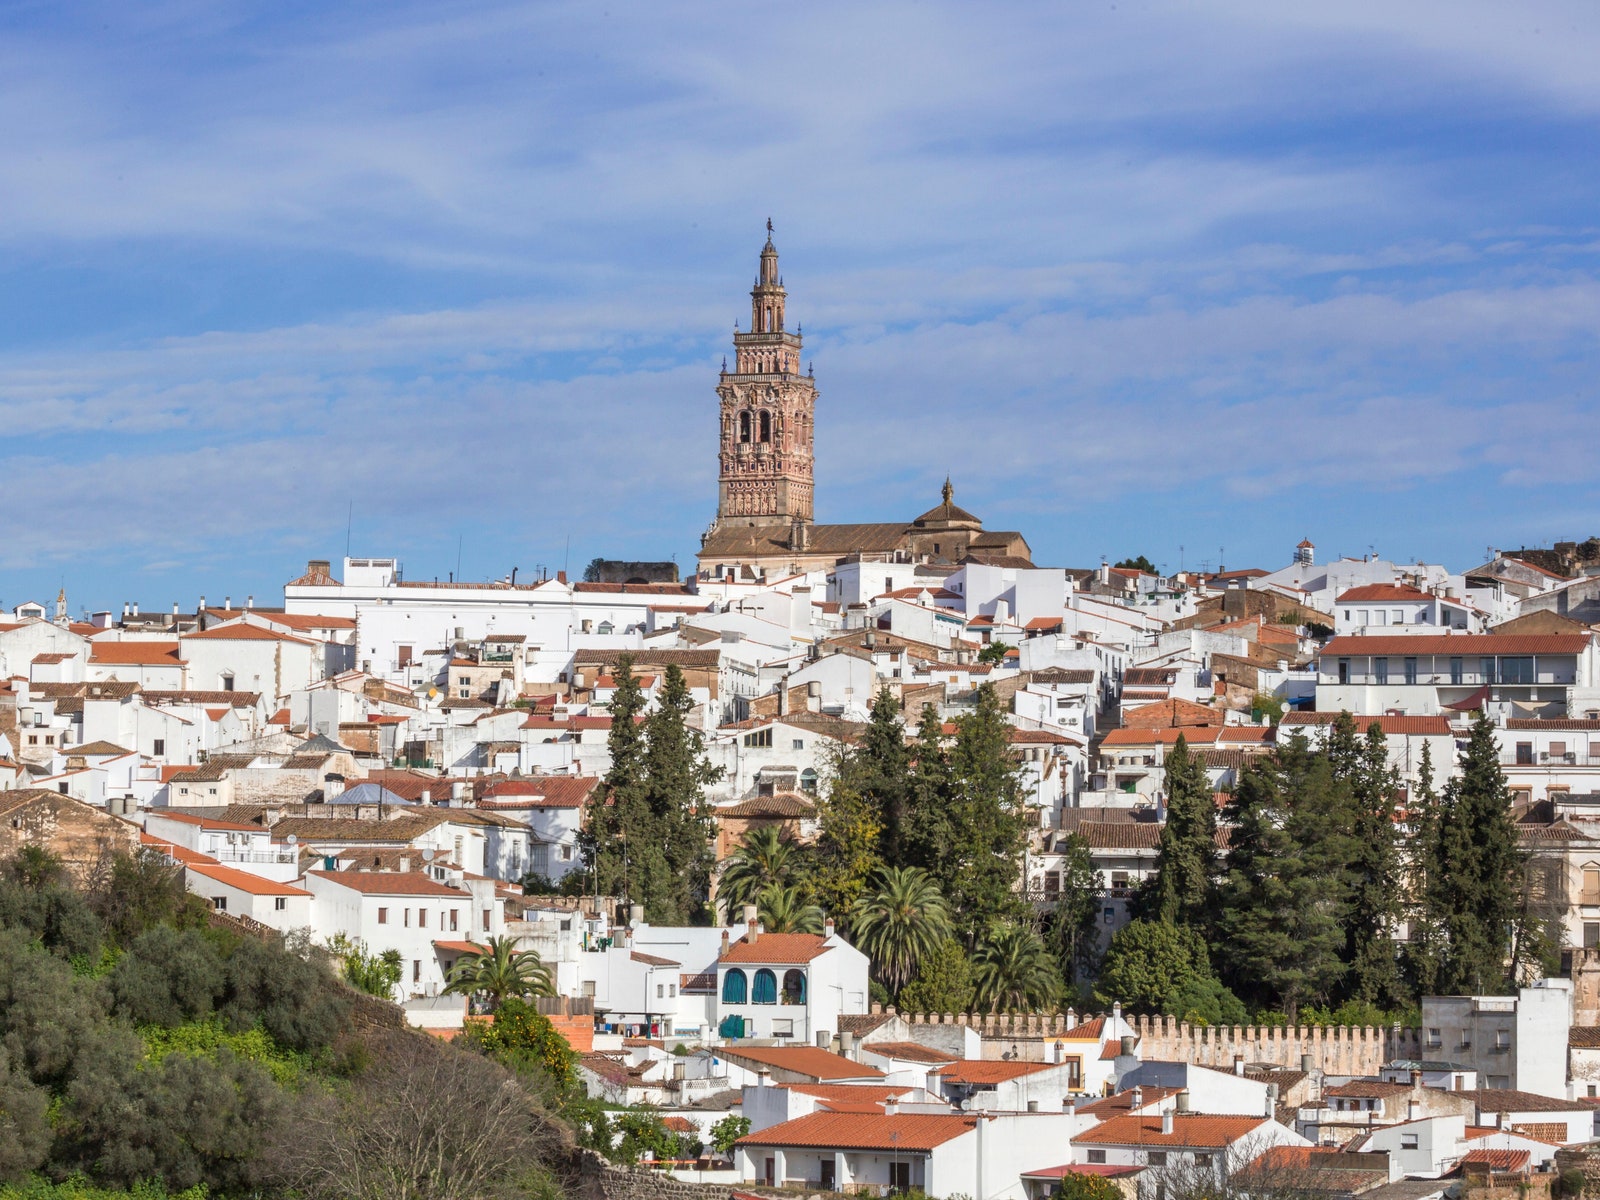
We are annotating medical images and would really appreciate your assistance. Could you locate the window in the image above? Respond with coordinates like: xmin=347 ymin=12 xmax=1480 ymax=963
xmin=153 ymin=739 xmax=165 ymax=756
xmin=560 ymin=845 xmax=574 ymax=861
xmin=772 ymin=1018 xmax=793 ymax=1038
xmin=782 ymin=968 xmax=807 ymax=1005
xmin=482 ymin=909 xmax=492 ymax=932
xmin=1195 ymin=1154 xmax=1214 ymax=1167
xmin=1551 ymin=741 xmax=1569 ymax=758
xmin=739 ymin=411 xmax=751 ymax=443
xmin=274 ymin=897 xmax=287 ymax=911
xmin=752 ymin=969 xmax=778 ymax=1004
xmin=221 ymin=672 xmax=235 ymax=692
xmin=1147 ymin=1153 xmax=1168 ymax=1166
xmin=378 ymin=907 xmax=388 ymax=924
xmin=657 ymin=984 xmax=665 ymax=999
xmin=1391 ymin=610 xmax=1403 ymax=625
xmin=413 ymin=960 xmax=421 ymax=983
xmin=759 ymin=411 xmax=772 ymax=442
xmin=1426 ymin=1027 xmax=1442 ymax=1047
xmin=722 ymin=969 xmax=748 ymax=1004
xmin=1401 ymin=1134 xmax=1419 ymax=1150
xmin=449 ymin=909 xmax=459 ymax=932
xmin=668 ymin=983 xmax=676 ymax=998
xmin=211 ymin=896 xmax=227 ymax=911
xmin=27 ymin=736 xmax=37 ymax=746
xmin=1374 ymin=658 xmax=1389 ymax=685
xmin=404 ymin=909 xmax=411 ymax=927
xmin=1495 ymin=1029 xmax=1511 ymax=1049
xmin=800 ymin=768 xmax=818 ymax=795
xmin=1088 ymin=1151 xmax=1107 ymax=1165
xmin=1501 ymin=656 xmax=1535 ymax=684
xmin=1338 ymin=659 xmax=1349 ymax=685
xmin=792 ymin=739 xmax=805 ymax=750
xmin=1517 ymin=742 xmax=1534 ymax=765
xmin=1404 ymin=657 xmax=1417 ymax=685
xmin=1481 ymin=657 xmax=1496 ymax=684
xmin=1450 ymin=657 xmax=1463 ymax=685
xmin=1586 ymin=924 xmax=1600 ymax=950
xmin=743 ymin=728 xmax=773 ymax=748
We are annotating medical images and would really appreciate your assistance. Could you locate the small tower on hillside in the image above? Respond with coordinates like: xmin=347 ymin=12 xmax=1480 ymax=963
xmin=1296 ymin=538 xmax=1315 ymax=566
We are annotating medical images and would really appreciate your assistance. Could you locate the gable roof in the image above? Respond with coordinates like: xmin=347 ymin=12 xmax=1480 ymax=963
xmin=736 ymin=1111 xmax=973 ymax=1151
xmin=1076 ymin=1113 xmax=1271 ymax=1148
xmin=930 ymin=1059 xmax=1062 ymax=1084
xmin=184 ymin=624 xmax=316 ymax=646
xmin=721 ymin=932 xmax=832 ymax=964
xmin=186 ymin=861 xmax=310 ymax=897
xmin=718 ymin=1045 xmax=884 ymax=1082
xmin=307 ymin=870 xmax=466 ymax=897
xmin=88 ymin=641 xmax=182 ymax=666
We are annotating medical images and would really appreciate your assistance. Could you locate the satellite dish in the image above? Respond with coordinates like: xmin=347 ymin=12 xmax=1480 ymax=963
xmin=286 ymin=834 xmax=297 ymax=846
xmin=423 ymin=848 xmax=435 ymax=862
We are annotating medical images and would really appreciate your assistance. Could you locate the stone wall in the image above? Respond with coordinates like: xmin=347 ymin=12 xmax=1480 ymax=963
xmin=569 ymin=1150 xmax=757 ymax=1200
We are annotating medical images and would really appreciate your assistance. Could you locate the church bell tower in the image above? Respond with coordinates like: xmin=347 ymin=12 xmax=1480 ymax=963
xmin=714 ymin=222 xmax=817 ymax=529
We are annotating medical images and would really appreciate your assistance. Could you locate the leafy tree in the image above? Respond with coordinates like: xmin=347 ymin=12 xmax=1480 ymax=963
xmin=1095 ymin=919 xmax=1221 ymax=1016
xmin=0 ymin=1048 xmax=50 ymax=1183
xmin=756 ymin=883 xmax=825 ymax=934
xmin=331 ymin=935 xmax=404 ymax=1000
xmin=612 ymin=1108 xmax=692 ymax=1166
xmin=898 ymin=938 xmax=976 ymax=1015
xmin=218 ymin=934 xmax=349 ymax=1054
xmin=109 ymin=925 xmax=226 ymax=1026
xmin=1251 ymin=693 xmax=1286 ymax=724
xmin=444 ymin=936 xmax=553 ymax=1011
xmin=976 ymin=641 xmax=1014 ymax=666
xmin=1056 ymin=1169 xmax=1125 ymax=1200
xmin=904 ymin=687 xmax=1029 ymax=944
xmin=1140 ymin=736 xmax=1216 ymax=935
xmin=1043 ymin=834 xmax=1101 ymax=991
xmin=472 ymin=997 xmax=577 ymax=1089
xmin=709 ymin=1114 xmax=752 ymax=1157
xmin=582 ymin=557 xmax=605 ymax=583
xmin=86 ymin=849 xmax=196 ymax=947
xmin=972 ymin=923 xmax=1059 ymax=1012
xmin=809 ymin=741 xmax=885 ymax=927
xmin=1434 ymin=712 xmax=1526 ymax=993
xmin=850 ymin=867 xmax=954 ymax=993
xmin=1343 ymin=722 xmax=1404 ymax=1007
xmin=1114 ymin=555 xmax=1156 ymax=574
xmin=718 ymin=825 xmax=804 ymax=915
xmin=5 ymin=846 xmax=64 ymax=892
xmin=1218 ymin=743 xmax=1348 ymax=1019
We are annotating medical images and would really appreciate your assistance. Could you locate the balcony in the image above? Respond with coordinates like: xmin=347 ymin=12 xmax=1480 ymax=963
xmin=1504 ymin=752 xmax=1599 ymax=768
xmin=212 ymin=848 xmax=299 ymax=865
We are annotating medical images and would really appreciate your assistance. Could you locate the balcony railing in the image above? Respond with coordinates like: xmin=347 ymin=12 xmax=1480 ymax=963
xmin=212 ymin=848 xmax=299 ymax=865
xmin=1504 ymin=753 xmax=1600 ymax=768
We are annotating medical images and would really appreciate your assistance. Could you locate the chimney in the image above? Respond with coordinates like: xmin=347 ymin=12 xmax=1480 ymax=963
xmin=1410 ymin=1069 xmax=1422 ymax=1089
xmin=777 ymin=684 xmax=789 ymax=717
xmin=1120 ymin=1035 xmax=1136 ymax=1057
xmin=246 ymin=594 xmax=254 ymax=610
xmin=1067 ymin=1100 xmax=1078 ymax=1116
xmin=1161 ymin=1108 xmax=1174 ymax=1135
xmin=1234 ymin=1055 xmax=1245 ymax=1076
xmin=172 ymin=602 xmax=179 ymax=617
xmin=1131 ymin=1086 xmax=1143 ymax=1110
xmin=1113 ymin=1002 xmax=1122 ymax=1022
xmin=885 ymin=1098 xmax=900 ymax=1116
xmin=131 ymin=602 xmax=139 ymax=616
xmin=720 ymin=929 xmax=730 ymax=956
xmin=224 ymin=596 xmax=231 ymax=610
xmin=629 ymin=903 xmax=644 ymax=927
xmin=743 ymin=904 xmax=758 ymax=942
xmin=817 ymin=1031 xmax=831 ymax=1049
xmin=1301 ymin=1053 xmax=1314 ymax=1073
xmin=1027 ymin=1100 xmax=1039 ymax=1113
xmin=1266 ymin=1083 xmax=1279 ymax=1118
xmin=398 ymin=855 xmax=410 ymax=872
xmin=756 ymin=1068 xmax=771 ymax=1089
xmin=1176 ymin=1090 xmax=1190 ymax=1113
xmin=840 ymin=1031 xmax=856 ymax=1059
xmin=824 ymin=917 xmax=835 ymax=939
xmin=557 ymin=570 xmax=567 ymax=584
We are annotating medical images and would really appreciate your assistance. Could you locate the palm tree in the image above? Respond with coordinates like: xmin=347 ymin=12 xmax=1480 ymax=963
xmin=442 ymin=935 xmax=553 ymax=1010
xmin=757 ymin=883 xmax=825 ymax=934
xmin=717 ymin=825 xmax=802 ymax=915
xmin=849 ymin=867 xmax=953 ymax=993
xmin=972 ymin=923 xmax=1060 ymax=1012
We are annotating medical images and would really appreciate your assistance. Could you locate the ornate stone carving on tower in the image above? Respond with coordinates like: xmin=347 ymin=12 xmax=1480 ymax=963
xmin=712 ymin=221 xmax=816 ymax=531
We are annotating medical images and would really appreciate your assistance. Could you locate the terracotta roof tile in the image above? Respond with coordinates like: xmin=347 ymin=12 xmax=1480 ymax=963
xmin=719 ymin=1045 xmax=883 ymax=1082
xmin=1076 ymin=1114 xmax=1271 ymax=1148
xmin=736 ymin=1111 xmax=973 ymax=1151
xmin=930 ymin=1059 xmax=1061 ymax=1084
xmin=307 ymin=870 xmax=466 ymax=897
xmin=187 ymin=860 xmax=311 ymax=897
xmin=720 ymin=932 xmax=832 ymax=964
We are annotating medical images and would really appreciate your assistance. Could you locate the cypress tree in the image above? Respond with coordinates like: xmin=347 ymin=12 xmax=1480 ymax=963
xmin=1402 ymin=740 xmax=1446 ymax=996
xmin=1345 ymin=722 xmax=1404 ymax=1006
xmin=1219 ymin=737 xmax=1347 ymax=1019
xmin=1142 ymin=735 xmax=1217 ymax=934
xmin=812 ymin=743 xmax=885 ymax=929
xmin=857 ymin=688 xmax=912 ymax=865
xmin=640 ymin=664 xmax=721 ymax=924
xmin=904 ymin=687 xmax=1029 ymax=945
xmin=1435 ymin=712 xmax=1524 ymax=993
xmin=581 ymin=656 xmax=650 ymax=909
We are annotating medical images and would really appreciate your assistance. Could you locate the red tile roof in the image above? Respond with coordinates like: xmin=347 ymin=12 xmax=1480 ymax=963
xmin=1336 ymin=584 xmax=1435 ymax=603
xmin=478 ymin=777 xmax=599 ymax=809
xmin=148 ymin=810 xmax=264 ymax=833
xmin=184 ymin=624 xmax=316 ymax=645
xmin=186 ymin=860 xmax=310 ymax=897
xmin=1076 ymin=1114 xmax=1271 ymax=1148
xmin=1463 ymin=1150 xmax=1531 ymax=1173
xmin=432 ymin=939 xmax=487 ymax=955
xmin=860 ymin=1041 xmax=958 ymax=1065
xmin=718 ymin=1045 xmax=884 ymax=1082
xmin=721 ymin=932 xmax=832 ymax=964
xmin=89 ymin=641 xmax=182 ymax=665
xmin=307 ymin=870 xmax=466 ymax=897
xmin=1283 ymin=713 xmax=1452 ymax=736
xmin=930 ymin=1059 xmax=1061 ymax=1084
xmin=736 ymin=1111 xmax=974 ymax=1151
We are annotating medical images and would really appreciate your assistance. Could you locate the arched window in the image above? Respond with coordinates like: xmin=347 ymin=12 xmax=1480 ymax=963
xmin=739 ymin=411 xmax=751 ymax=443
xmin=764 ymin=306 xmax=773 ymax=332
xmin=722 ymin=969 xmax=748 ymax=1004
xmin=752 ymin=968 xmax=778 ymax=1004
xmin=759 ymin=411 xmax=772 ymax=442
xmin=782 ymin=969 xmax=806 ymax=1005
xmin=799 ymin=768 xmax=818 ymax=794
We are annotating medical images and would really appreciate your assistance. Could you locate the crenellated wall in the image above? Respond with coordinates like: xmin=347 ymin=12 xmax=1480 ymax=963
xmin=871 ymin=1004 xmax=1418 ymax=1073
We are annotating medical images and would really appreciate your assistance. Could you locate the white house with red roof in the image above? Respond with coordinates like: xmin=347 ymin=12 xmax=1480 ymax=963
xmin=475 ymin=775 xmax=599 ymax=883
xmin=85 ymin=639 xmax=187 ymax=689
xmin=1334 ymin=583 xmax=1485 ymax=636
xmin=716 ymin=921 xmax=870 ymax=1045
xmin=184 ymin=860 xmax=312 ymax=933
xmin=734 ymin=1109 xmax=1088 ymax=1198
xmin=1071 ymin=1111 xmax=1309 ymax=1199
xmin=180 ymin=621 xmax=325 ymax=701
xmin=145 ymin=810 xmax=299 ymax=882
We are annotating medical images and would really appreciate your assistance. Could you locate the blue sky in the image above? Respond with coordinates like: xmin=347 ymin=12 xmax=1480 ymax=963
xmin=3 ymin=1 xmax=1599 ymax=612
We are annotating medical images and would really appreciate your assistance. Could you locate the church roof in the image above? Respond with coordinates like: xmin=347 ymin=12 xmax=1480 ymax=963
xmin=700 ymin=522 xmax=910 ymax=561
xmin=910 ymin=479 xmax=982 ymax=529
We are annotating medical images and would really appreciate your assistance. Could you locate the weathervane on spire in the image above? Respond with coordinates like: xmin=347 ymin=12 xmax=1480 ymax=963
xmin=767 ymin=217 xmax=773 ymax=236
xmin=942 ymin=476 xmax=954 ymax=507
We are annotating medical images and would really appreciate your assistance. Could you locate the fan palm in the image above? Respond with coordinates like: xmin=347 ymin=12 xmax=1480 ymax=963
xmin=717 ymin=825 xmax=801 ymax=915
xmin=442 ymin=935 xmax=553 ymax=1010
xmin=849 ymin=867 xmax=952 ymax=993
xmin=973 ymin=922 xmax=1060 ymax=1012
xmin=757 ymin=882 xmax=825 ymax=934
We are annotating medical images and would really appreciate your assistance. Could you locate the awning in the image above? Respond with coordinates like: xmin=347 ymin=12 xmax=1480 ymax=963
xmin=1444 ymin=685 xmax=1490 ymax=712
